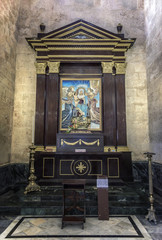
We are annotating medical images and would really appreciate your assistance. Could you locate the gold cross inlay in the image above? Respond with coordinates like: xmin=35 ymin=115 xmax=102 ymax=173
xmin=76 ymin=162 xmax=86 ymax=173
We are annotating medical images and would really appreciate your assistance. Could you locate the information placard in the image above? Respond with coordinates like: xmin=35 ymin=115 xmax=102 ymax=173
xmin=97 ymin=178 xmax=108 ymax=188
xmin=75 ymin=149 xmax=86 ymax=152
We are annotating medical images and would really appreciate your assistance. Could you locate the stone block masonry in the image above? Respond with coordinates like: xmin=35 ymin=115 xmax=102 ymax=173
xmin=0 ymin=0 xmax=20 ymax=165
xmin=145 ymin=0 xmax=162 ymax=163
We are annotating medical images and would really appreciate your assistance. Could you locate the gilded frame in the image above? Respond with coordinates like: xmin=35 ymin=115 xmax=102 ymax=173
xmin=107 ymin=158 xmax=120 ymax=178
xmin=59 ymin=78 xmax=102 ymax=131
xmin=43 ymin=157 xmax=55 ymax=178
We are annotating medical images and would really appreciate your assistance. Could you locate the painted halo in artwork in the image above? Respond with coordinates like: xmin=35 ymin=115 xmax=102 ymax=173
xmin=60 ymin=78 xmax=102 ymax=131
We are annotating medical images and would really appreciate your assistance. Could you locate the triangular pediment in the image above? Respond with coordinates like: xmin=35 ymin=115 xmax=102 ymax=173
xmin=26 ymin=20 xmax=135 ymax=62
xmin=41 ymin=20 xmax=120 ymax=40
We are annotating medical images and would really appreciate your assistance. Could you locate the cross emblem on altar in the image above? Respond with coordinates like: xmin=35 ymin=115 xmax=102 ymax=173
xmin=76 ymin=162 xmax=87 ymax=174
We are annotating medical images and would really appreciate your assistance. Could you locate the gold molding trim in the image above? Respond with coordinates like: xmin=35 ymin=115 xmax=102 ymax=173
xmin=43 ymin=42 xmax=118 ymax=46
xmin=35 ymin=47 xmax=127 ymax=52
xmin=36 ymin=58 xmax=125 ymax=63
xmin=35 ymin=62 xmax=47 ymax=74
xmin=59 ymin=160 xmax=74 ymax=176
xmin=112 ymin=49 xmax=127 ymax=52
xmin=35 ymin=146 xmax=56 ymax=152
xmin=35 ymin=146 xmax=44 ymax=152
xmin=82 ymin=139 xmax=100 ymax=146
xmin=113 ymin=56 xmax=126 ymax=59
xmin=118 ymin=146 xmax=130 ymax=152
xmin=115 ymin=62 xmax=126 ymax=74
xmin=61 ymin=139 xmax=80 ymax=146
xmin=47 ymin=61 xmax=60 ymax=73
xmin=104 ymin=146 xmax=116 ymax=152
xmin=60 ymin=73 xmax=102 ymax=76
xmin=43 ymin=157 xmax=55 ymax=178
xmin=37 ymin=145 xmax=129 ymax=153
xmin=42 ymin=25 xmax=120 ymax=40
xmin=101 ymin=62 xmax=114 ymax=73
xmin=29 ymin=38 xmax=134 ymax=42
xmin=48 ymin=55 xmax=114 ymax=58
xmin=104 ymin=146 xmax=129 ymax=152
xmin=47 ymin=47 xmax=114 ymax=51
xmin=42 ymin=22 xmax=82 ymax=39
xmin=73 ymin=160 xmax=89 ymax=176
xmin=35 ymin=48 xmax=49 ymax=51
xmin=61 ymin=139 xmax=100 ymax=146
xmin=34 ymin=44 xmax=130 ymax=49
xmin=36 ymin=56 xmax=49 ymax=59
xmin=107 ymin=158 xmax=120 ymax=178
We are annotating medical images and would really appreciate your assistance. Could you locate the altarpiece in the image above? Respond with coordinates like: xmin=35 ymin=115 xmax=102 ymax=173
xmin=26 ymin=20 xmax=135 ymax=182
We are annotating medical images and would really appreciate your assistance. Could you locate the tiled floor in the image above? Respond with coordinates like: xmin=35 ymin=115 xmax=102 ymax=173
xmin=0 ymin=215 xmax=161 ymax=240
xmin=137 ymin=215 xmax=162 ymax=240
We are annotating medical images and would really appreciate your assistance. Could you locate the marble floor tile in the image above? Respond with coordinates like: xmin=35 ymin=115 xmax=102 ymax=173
xmin=0 ymin=215 xmax=153 ymax=240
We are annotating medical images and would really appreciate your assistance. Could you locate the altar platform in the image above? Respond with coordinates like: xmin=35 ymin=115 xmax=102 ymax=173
xmin=0 ymin=180 xmax=162 ymax=216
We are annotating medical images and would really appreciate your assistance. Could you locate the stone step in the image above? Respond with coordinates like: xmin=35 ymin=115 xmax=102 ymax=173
xmin=20 ymin=191 xmax=143 ymax=202
xmin=0 ymin=184 xmax=161 ymax=217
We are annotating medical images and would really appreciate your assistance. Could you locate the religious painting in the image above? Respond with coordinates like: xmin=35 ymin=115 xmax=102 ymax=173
xmin=60 ymin=78 xmax=102 ymax=131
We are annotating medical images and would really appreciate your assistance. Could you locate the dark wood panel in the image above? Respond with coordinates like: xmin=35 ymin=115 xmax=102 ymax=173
xmin=116 ymin=75 xmax=127 ymax=145
xmin=59 ymin=74 xmax=102 ymax=78
xmin=119 ymin=152 xmax=133 ymax=181
xmin=35 ymin=75 xmax=46 ymax=145
xmin=60 ymin=63 xmax=101 ymax=74
xmin=56 ymin=133 xmax=104 ymax=152
xmin=108 ymin=158 xmax=119 ymax=177
xmin=34 ymin=152 xmax=133 ymax=182
xmin=45 ymin=73 xmax=59 ymax=145
xmin=103 ymin=73 xmax=116 ymax=145
xmin=98 ymin=188 xmax=109 ymax=220
xmin=49 ymin=50 xmax=113 ymax=55
xmin=43 ymin=157 xmax=55 ymax=178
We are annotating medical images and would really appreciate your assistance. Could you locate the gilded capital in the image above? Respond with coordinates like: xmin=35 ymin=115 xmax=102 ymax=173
xmin=35 ymin=62 xmax=47 ymax=74
xmin=101 ymin=62 xmax=114 ymax=73
xmin=48 ymin=62 xmax=60 ymax=73
xmin=115 ymin=63 xmax=126 ymax=74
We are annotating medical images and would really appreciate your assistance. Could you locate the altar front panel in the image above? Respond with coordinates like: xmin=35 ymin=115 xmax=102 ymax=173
xmin=35 ymin=152 xmax=133 ymax=182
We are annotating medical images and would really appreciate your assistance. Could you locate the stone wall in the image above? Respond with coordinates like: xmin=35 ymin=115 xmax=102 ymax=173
xmin=145 ymin=0 xmax=162 ymax=163
xmin=11 ymin=0 xmax=149 ymax=162
xmin=126 ymin=45 xmax=149 ymax=161
xmin=0 ymin=0 xmax=20 ymax=165
xmin=10 ymin=38 xmax=36 ymax=163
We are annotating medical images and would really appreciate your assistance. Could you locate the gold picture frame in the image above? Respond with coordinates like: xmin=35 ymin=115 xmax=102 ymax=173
xmin=59 ymin=78 xmax=102 ymax=131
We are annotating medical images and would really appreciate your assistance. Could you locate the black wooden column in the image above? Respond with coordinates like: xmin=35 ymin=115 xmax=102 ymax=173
xmin=115 ymin=63 xmax=127 ymax=146
xmin=45 ymin=62 xmax=60 ymax=146
xmin=102 ymin=62 xmax=116 ymax=146
xmin=35 ymin=62 xmax=47 ymax=146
